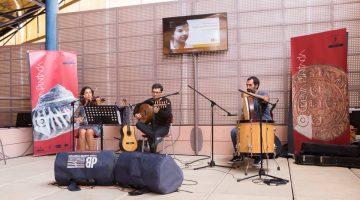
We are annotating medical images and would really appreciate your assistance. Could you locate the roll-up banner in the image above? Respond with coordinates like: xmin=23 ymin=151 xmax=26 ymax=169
xmin=291 ymin=29 xmax=349 ymax=155
xmin=28 ymin=51 xmax=78 ymax=156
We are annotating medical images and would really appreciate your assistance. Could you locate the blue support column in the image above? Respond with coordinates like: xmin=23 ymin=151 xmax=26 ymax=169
xmin=45 ymin=0 xmax=58 ymax=50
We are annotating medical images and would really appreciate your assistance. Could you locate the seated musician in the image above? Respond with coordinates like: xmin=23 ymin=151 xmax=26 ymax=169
xmin=228 ymin=76 xmax=272 ymax=165
xmin=74 ymin=86 xmax=103 ymax=151
xmin=133 ymin=83 xmax=173 ymax=153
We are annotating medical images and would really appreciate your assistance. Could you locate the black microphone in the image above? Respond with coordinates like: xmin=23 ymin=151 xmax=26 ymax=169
xmin=270 ymin=99 xmax=279 ymax=112
xmin=227 ymin=113 xmax=237 ymax=116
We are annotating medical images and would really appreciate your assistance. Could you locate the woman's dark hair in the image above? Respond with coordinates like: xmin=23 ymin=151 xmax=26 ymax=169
xmin=152 ymin=83 xmax=163 ymax=92
xmin=80 ymin=86 xmax=96 ymax=106
xmin=247 ymin=76 xmax=260 ymax=89
xmin=169 ymin=20 xmax=189 ymax=33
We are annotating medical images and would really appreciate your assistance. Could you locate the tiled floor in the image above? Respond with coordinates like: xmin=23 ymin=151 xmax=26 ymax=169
xmin=0 ymin=154 xmax=359 ymax=200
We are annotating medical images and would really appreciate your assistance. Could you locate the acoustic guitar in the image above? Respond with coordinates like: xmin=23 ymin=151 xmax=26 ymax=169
xmin=120 ymin=99 xmax=138 ymax=152
xmin=137 ymin=99 xmax=169 ymax=124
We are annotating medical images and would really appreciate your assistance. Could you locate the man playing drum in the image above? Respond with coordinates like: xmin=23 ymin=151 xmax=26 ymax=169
xmin=228 ymin=76 xmax=272 ymax=165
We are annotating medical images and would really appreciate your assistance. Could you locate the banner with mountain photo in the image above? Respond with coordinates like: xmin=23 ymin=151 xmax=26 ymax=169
xmin=291 ymin=28 xmax=349 ymax=155
xmin=28 ymin=51 xmax=78 ymax=156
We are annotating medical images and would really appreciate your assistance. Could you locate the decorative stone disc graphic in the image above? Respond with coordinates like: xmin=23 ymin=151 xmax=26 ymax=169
xmin=292 ymin=65 xmax=349 ymax=141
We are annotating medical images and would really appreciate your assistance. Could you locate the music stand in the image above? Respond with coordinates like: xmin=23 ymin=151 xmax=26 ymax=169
xmin=188 ymin=85 xmax=234 ymax=170
xmin=84 ymin=105 xmax=121 ymax=150
xmin=237 ymin=89 xmax=288 ymax=184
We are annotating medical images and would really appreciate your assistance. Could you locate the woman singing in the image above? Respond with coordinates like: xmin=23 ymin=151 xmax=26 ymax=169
xmin=74 ymin=86 xmax=103 ymax=151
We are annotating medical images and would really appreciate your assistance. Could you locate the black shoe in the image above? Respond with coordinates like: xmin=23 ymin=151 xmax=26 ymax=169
xmin=228 ymin=155 xmax=242 ymax=164
xmin=149 ymin=143 xmax=157 ymax=153
xmin=154 ymin=137 xmax=163 ymax=146
xmin=252 ymin=158 xmax=262 ymax=167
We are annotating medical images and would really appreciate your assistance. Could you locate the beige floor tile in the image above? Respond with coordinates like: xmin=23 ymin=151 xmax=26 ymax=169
xmin=208 ymin=193 xmax=290 ymax=200
xmin=289 ymin=161 xmax=360 ymax=200
xmin=0 ymin=155 xmax=358 ymax=200
xmin=0 ymin=156 xmax=55 ymax=186
xmin=350 ymin=168 xmax=360 ymax=178
xmin=37 ymin=187 xmax=128 ymax=200
xmin=0 ymin=171 xmax=60 ymax=199
xmin=213 ymin=158 xmax=291 ymax=199
xmin=0 ymin=155 xmax=53 ymax=170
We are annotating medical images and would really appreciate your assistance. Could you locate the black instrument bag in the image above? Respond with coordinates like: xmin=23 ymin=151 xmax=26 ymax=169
xmin=54 ymin=150 xmax=116 ymax=186
xmin=114 ymin=152 xmax=183 ymax=194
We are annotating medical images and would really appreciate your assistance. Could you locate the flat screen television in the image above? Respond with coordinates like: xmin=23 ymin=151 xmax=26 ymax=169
xmin=163 ymin=12 xmax=228 ymax=55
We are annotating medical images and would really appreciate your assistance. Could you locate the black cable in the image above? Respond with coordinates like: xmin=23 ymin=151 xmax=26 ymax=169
xmin=252 ymin=178 xmax=266 ymax=185
xmin=182 ymin=179 xmax=198 ymax=186
xmin=174 ymin=153 xmax=210 ymax=159
xmin=49 ymin=182 xmax=67 ymax=189
xmin=177 ymin=189 xmax=193 ymax=193
xmin=262 ymin=177 xmax=289 ymax=186
xmin=171 ymin=154 xmax=210 ymax=169
xmin=206 ymin=168 xmax=237 ymax=180
xmin=182 ymin=156 xmax=210 ymax=166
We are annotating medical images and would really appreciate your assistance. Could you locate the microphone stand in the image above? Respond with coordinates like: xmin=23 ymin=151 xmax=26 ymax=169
xmin=187 ymin=85 xmax=234 ymax=170
xmin=236 ymin=89 xmax=288 ymax=184
xmin=70 ymin=99 xmax=80 ymax=151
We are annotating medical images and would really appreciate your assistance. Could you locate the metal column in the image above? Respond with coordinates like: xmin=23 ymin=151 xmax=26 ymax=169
xmin=45 ymin=0 xmax=58 ymax=50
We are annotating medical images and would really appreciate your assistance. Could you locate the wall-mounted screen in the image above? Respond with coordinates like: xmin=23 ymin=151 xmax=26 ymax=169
xmin=163 ymin=13 xmax=228 ymax=55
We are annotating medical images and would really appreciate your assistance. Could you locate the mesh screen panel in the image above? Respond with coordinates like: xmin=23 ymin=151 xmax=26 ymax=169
xmin=1 ymin=0 xmax=359 ymax=127
xmin=55 ymin=0 xmax=360 ymax=125
xmin=0 ymin=43 xmax=44 ymax=126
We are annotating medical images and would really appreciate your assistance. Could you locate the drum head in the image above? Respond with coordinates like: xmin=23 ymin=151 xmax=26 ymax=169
xmin=237 ymin=119 xmax=274 ymax=123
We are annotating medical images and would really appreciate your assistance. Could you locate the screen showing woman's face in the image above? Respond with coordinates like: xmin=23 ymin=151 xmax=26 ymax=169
xmin=173 ymin=24 xmax=189 ymax=44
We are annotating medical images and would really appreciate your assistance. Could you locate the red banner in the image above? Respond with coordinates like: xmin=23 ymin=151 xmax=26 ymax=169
xmin=291 ymin=29 xmax=349 ymax=155
xmin=28 ymin=51 xmax=78 ymax=156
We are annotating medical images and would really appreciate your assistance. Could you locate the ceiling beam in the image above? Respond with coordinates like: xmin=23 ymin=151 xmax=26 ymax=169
xmin=27 ymin=0 xmax=45 ymax=7
xmin=0 ymin=12 xmax=16 ymax=20
xmin=59 ymin=0 xmax=81 ymax=10
xmin=0 ymin=5 xmax=39 ymax=17
xmin=0 ymin=7 xmax=40 ymax=29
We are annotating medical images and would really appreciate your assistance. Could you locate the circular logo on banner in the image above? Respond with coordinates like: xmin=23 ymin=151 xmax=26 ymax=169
xmin=292 ymin=65 xmax=349 ymax=141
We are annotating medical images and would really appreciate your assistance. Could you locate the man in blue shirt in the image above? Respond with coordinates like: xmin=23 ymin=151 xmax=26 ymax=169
xmin=228 ymin=76 xmax=273 ymax=165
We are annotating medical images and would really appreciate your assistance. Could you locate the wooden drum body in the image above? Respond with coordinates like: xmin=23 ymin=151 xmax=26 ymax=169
xmin=237 ymin=120 xmax=275 ymax=154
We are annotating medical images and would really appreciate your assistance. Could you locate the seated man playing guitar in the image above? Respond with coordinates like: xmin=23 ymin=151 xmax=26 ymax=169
xmin=133 ymin=83 xmax=173 ymax=153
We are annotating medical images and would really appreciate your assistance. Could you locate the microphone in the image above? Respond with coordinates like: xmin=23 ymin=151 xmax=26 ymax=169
xmin=270 ymin=99 xmax=279 ymax=112
xmin=227 ymin=113 xmax=237 ymax=116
